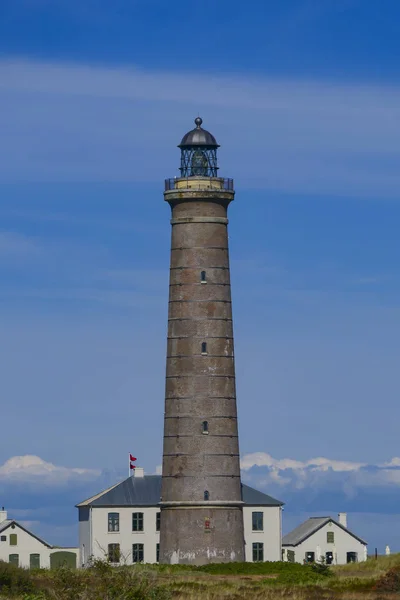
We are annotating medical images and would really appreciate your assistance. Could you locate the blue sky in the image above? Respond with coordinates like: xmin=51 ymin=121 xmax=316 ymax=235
xmin=0 ymin=0 xmax=400 ymax=552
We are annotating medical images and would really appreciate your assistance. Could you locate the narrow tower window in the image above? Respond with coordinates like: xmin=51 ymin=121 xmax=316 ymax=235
xmin=202 ymin=421 xmax=209 ymax=434
xmin=204 ymin=491 xmax=209 ymax=501
xmin=200 ymin=271 xmax=207 ymax=283
xmin=201 ymin=342 xmax=207 ymax=354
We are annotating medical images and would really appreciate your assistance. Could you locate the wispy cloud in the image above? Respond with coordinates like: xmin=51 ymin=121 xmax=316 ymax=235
xmin=0 ymin=59 xmax=399 ymax=196
xmin=0 ymin=231 xmax=40 ymax=259
xmin=95 ymin=268 xmax=167 ymax=291
xmin=0 ymin=228 xmax=168 ymax=309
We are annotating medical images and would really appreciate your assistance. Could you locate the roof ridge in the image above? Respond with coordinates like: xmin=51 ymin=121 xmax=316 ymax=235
xmin=76 ymin=476 xmax=284 ymax=508
xmin=76 ymin=479 xmax=124 ymax=507
xmin=283 ymin=516 xmax=367 ymax=547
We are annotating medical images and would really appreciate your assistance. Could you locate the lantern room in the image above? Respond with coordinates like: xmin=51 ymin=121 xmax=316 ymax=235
xmin=178 ymin=117 xmax=219 ymax=177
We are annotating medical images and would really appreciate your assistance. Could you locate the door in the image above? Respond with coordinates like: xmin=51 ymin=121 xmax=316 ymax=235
xmin=50 ymin=551 xmax=77 ymax=569
xmin=9 ymin=554 xmax=19 ymax=567
xmin=326 ymin=551 xmax=333 ymax=565
xmin=30 ymin=554 xmax=41 ymax=569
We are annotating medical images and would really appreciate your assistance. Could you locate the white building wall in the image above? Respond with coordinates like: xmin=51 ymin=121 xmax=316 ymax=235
xmin=284 ymin=521 xmax=366 ymax=565
xmin=78 ymin=507 xmax=91 ymax=568
xmin=85 ymin=505 xmax=282 ymax=565
xmin=243 ymin=506 xmax=281 ymax=562
xmin=0 ymin=523 xmax=52 ymax=568
xmin=89 ymin=506 xmax=160 ymax=565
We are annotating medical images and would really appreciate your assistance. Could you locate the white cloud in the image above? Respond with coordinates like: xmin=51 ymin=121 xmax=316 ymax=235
xmin=240 ymin=452 xmax=400 ymax=491
xmin=0 ymin=58 xmax=399 ymax=197
xmin=3 ymin=451 xmax=399 ymax=497
xmin=383 ymin=457 xmax=400 ymax=467
xmin=241 ymin=452 xmax=366 ymax=473
xmin=0 ymin=455 xmax=100 ymax=485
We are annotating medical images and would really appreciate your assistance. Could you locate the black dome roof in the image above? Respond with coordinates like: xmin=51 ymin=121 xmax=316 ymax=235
xmin=179 ymin=117 xmax=219 ymax=148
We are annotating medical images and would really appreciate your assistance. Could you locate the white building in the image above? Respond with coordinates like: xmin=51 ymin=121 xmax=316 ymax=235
xmin=282 ymin=513 xmax=367 ymax=565
xmin=0 ymin=508 xmax=78 ymax=569
xmin=77 ymin=468 xmax=283 ymax=566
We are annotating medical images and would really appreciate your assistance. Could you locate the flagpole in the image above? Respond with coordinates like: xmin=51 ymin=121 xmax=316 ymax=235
xmin=128 ymin=453 xmax=137 ymax=477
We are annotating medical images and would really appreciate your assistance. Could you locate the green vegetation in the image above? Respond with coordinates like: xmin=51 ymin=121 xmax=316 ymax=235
xmin=1 ymin=554 xmax=400 ymax=599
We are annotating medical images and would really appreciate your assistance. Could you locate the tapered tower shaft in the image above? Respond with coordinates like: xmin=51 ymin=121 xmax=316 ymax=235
xmin=159 ymin=119 xmax=244 ymax=565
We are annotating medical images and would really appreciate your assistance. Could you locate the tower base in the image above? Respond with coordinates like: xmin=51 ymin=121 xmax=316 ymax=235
xmin=159 ymin=505 xmax=245 ymax=565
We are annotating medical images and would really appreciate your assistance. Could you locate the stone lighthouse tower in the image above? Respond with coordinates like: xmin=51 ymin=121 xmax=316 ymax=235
xmin=159 ymin=118 xmax=245 ymax=565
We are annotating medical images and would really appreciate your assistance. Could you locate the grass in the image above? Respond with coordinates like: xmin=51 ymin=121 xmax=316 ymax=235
xmin=333 ymin=554 xmax=400 ymax=577
xmin=1 ymin=555 xmax=400 ymax=599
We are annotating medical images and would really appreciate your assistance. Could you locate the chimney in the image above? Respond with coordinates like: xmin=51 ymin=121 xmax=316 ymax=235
xmin=338 ymin=512 xmax=347 ymax=528
xmin=133 ymin=467 xmax=144 ymax=478
xmin=0 ymin=507 xmax=7 ymax=523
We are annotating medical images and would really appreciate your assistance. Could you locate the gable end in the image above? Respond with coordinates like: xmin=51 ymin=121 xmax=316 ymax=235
xmin=0 ymin=521 xmax=53 ymax=548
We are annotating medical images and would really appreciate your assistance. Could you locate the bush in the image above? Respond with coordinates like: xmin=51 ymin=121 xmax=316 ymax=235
xmin=374 ymin=565 xmax=400 ymax=593
xmin=311 ymin=559 xmax=333 ymax=578
xmin=44 ymin=563 xmax=171 ymax=600
xmin=0 ymin=560 xmax=35 ymax=595
xmin=196 ymin=561 xmax=308 ymax=575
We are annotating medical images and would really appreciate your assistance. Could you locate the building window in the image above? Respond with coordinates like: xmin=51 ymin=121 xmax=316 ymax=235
xmin=327 ymin=531 xmax=334 ymax=544
xmin=108 ymin=512 xmax=119 ymax=532
xmin=108 ymin=543 xmax=120 ymax=563
xmin=202 ymin=420 xmax=209 ymax=434
xmin=9 ymin=554 xmax=19 ymax=567
xmin=0 ymin=536 xmax=6 ymax=542
xmin=252 ymin=543 xmax=264 ymax=562
xmin=200 ymin=271 xmax=207 ymax=283
xmin=132 ymin=512 xmax=144 ymax=532
xmin=287 ymin=550 xmax=295 ymax=563
xmin=252 ymin=511 xmax=263 ymax=531
xmin=30 ymin=554 xmax=40 ymax=569
xmin=305 ymin=552 xmax=315 ymax=563
xmin=201 ymin=342 xmax=207 ymax=354
xmin=156 ymin=512 xmax=161 ymax=532
xmin=156 ymin=543 xmax=160 ymax=563
xmin=132 ymin=543 xmax=144 ymax=563
xmin=347 ymin=552 xmax=358 ymax=563
xmin=9 ymin=534 xmax=17 ymax=546
xmin=204 ymin=490 xmax=209 ymax=501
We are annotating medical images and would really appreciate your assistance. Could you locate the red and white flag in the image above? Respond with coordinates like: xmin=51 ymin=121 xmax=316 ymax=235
xmin=129 ymin=454 xmax=137 ymax=470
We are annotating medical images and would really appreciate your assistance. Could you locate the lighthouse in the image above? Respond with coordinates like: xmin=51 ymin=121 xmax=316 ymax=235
xmin=159 ymin=118 xmax=245 ymax=565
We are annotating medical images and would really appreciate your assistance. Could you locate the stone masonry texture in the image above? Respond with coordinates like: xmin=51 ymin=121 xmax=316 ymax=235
xmin=159 ymin=183 xmax=245 ymax=565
